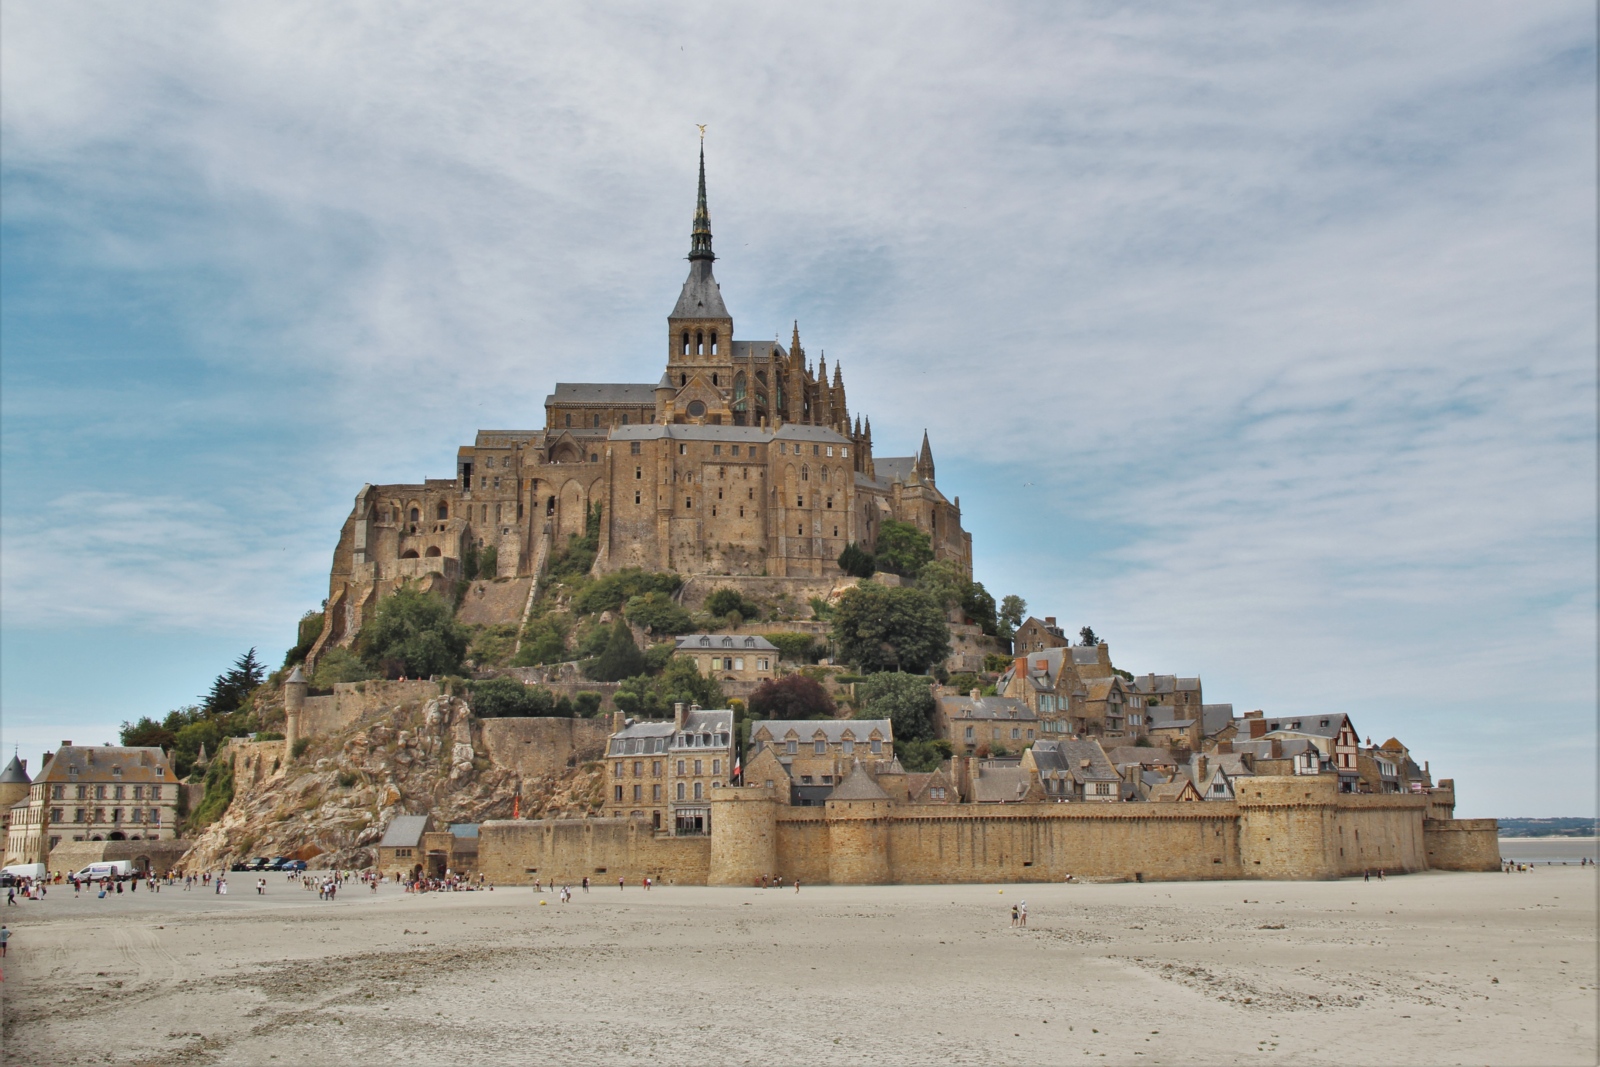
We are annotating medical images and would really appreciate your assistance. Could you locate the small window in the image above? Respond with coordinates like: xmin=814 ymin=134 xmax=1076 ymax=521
xmin=786 ymin=740 xmax=797 ymax=755
xmin=731 ymin=445 xmax=740 ymax=456
xmin=679 ymin=443 xmax=687 ymax=455
xmin=634 ymin=491 xmax=641 ymax=505
xmin=566 ymin=414 xmax=573 ymax=427
xmin=826 ymin=446 xmax=834 ymax=456
xmin=814 ymin=739 xmax=826 ymax=755
xmin=630 ymin=441 xmax=641 ymax=455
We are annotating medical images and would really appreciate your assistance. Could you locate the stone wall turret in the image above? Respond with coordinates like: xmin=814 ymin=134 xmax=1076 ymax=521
xmin=708 ymin=787 xmax=780 ymax=885
xmin=284 ymin=666 xmax=308 ymax=759
xmin=1235 ymin=775 xmax=1341 ymax=880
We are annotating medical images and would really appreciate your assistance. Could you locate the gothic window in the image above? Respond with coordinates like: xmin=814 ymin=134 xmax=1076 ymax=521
xmin=681 ymin=374 xmax=687 ymax=386
xmin=733 ymin=373 xmax=747 ymax=412
xmin=801 ymin=465 xmax=808 ymax=481
xmin=710 ymin=331 xmax=718 ymax=355
xmin=696 ymin=332 xmax=704 ymax=355
xmin=681 ymin=331 xmax=689 ymax=356
xmin=593 ymin=415 xmax=601 ymax=428
xmin=566 ymin=414 xmax=572 ymax=427
xmin=622 ymin=414 xmax=629 ymax=424
xmin=409 ymin=507 xmax=420 ymax=522
xmin=712 ymin=373 xmax=719 ymax=387
xmin=437 ymin=503 xmax=448 ymax=520
xmin=819 ymin=467 xmax=828 ymax=483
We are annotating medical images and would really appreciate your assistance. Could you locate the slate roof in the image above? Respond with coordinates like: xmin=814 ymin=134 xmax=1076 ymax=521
xmin=1148 ymin=708 xmax=1198 ymax=730
xmin=546 ymin=383 xmax=659 ymax=406
xmin=1130 ymin=674 xmax=1201 ymax=695
xmin=379 ymin=815 xmax=430 ymax=849
xmin=448 ymin=823 xmax=480 ymax=839
xmin=1028 ymin=739 xmax=1120 ymax=786
xmin=938 ymin=695 xmax=1036 ymax=722
xmin=873 ymin=457 xmax=915 ymax=484
xmin=676 ymin=634 xmax=778 ymax=652
xmin=610 ymin=424 xmax=772 ymax=443
xmin=1257 ymin=714 xmax=1350 ymax=740
xmin=970 ymin=763 xmax=1032 ymax=803
xmin=730 ymin=340 xmax=785 ymax=361
xmin=670 ymin=259 xmax=731 ymax=319
xmin=1201 ymin=704 xmax=1234 ymax=737
xmin=1148 ymin=781 xmax=1201 ymax=802
xmin=0 ymin=755 xmax=29 ymax=785
xmin=1104 ymin=746 xmax=1177 ymax=768
xmin=770 ymin=424 xmax=850 ymax=444
xmin=751 ymin=719 xmax=892 ymax=744
xmin=38 ymin=746 xmax=178 ymax=785
xmin=607 ymin=711 xmax=736 ymax=756
xmin=829 ymin=762 xmax=890 ymax=801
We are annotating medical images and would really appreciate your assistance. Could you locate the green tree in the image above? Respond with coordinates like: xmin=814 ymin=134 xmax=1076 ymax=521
xmin=837 ymin=542 xmax=876 ymax=578
xmin=747 ymin=675 xmax=836 ymax=720
xmin=586 ymin=618 xmax=647 ymax=681
xmin=898 ymin=737 xmax=953 ymax=772
xmin=119 ymin=715 xmax=176 ymax=751
xmin=624 ymin=592 xmax=695 ymax=636
xmin=573 ymin=569 xmax=684 ymax=615
xmin=831 ymin=584 xmax=950 ymax=675
xmin=357 ymin=585 xmax=470 ymax=678
xmin=477 ymin=544 xmax=499 ymax=579
xmin=283 ymin=610 xmax=326 ymax=669
xmin=854 ymin=672 xmax=937 ymax=742
xmin=612 ymin=658 xmax=725 ymax=717
xmin=468 ymin=677 xmax=565 ymax=718
xmin=1079 ymin=626 xmax=1099 ymax=647
xmin=873 ymin=520 xmax=934 ymax=578
xmin=572 ymin=692 xmax=604 ymax=718
xmin=512 ymin=613 xmax=571 ymax=666
xmin=962 ymin=581 xmax=998 ymax=637
xmin=998 ymin=595 xmax=1027 ymax=640
xmin=203 ymin=649 xmax=265 ymax=716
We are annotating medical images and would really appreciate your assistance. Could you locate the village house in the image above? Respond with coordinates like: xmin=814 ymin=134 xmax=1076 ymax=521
xmin=1012 ymin=616 xmax=1069 ymax=653
xmin=1247 ymin=713 xmax=1361 ymax=792
xmin=1130 ymin=673 xmax=1204 ymax=715
xmin=746 ymin=718 xmax=894 ymax=799
xmin=1147 ymin=779 xmax=1204 ymax=802
xmin=1146 ymin=706 xmax=1202 ymax=751
xmin=376 ymin=813 xmax=431 ymax=876
xmin=1021 ymin=738 xmax=1122 ymax=802
xmin=605 ymin=704 xmax=735 ymax=833
xmin=673 ymin=633 xmax=778 ymax=684
xmin=963 ymin=757 xmax=1034 ymax=803
xmin=6 ymin=743 xmax=181 ymax=866
xmin=936 ymin=692 xmax=1038 ymax=756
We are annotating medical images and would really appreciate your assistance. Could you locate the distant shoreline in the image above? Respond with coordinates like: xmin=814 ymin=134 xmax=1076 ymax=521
xmin=1496 ymin=833 xmax=1598 ymax=840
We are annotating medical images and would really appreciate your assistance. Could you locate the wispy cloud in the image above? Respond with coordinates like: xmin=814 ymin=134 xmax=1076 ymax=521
xmin=1 ymin=2 xmax=1592 ymax=813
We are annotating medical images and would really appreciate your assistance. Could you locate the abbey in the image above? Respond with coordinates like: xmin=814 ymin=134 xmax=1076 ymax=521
xmin=311 ymin=149 xmax=970 ymax=655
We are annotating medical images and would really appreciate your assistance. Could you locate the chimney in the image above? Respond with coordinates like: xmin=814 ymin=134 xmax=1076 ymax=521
xmin=1243 ymin=710 xmax=1263 ymax=720
xmin=969 ymin=688 xmax=981 ymax=700
xmin=1270 ymin=738 xmax=1282 ymax=759
xmin=1195 ymin=754 xmax=1208 ymax=782
xmin=1217 ymin=740 xmax=1233 ymax=754
xmin=1044 ymin=617 xmax=1056 ymax=626
xmin=674 ymin=702 xmax=686 ymax=731
xmin=611 ymin=709 xmax=626 ymax=735
xmin=1249 ymin=719 xmax=1267 ymax=739
xmin=62 ymin=740 xmax=73 ymax=747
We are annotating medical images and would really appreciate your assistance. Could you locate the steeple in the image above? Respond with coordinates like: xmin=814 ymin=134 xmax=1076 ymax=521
xmin=914 ymin=430 xmax=935 ymax=484
xmin=669 ymin=135 xmax=731 ymax=325
xmin=689 ymin=139 xmax=714 ymax=263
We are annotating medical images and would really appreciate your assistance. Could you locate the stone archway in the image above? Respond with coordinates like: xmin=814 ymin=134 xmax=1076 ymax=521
xmin=559 ymin=480 xmax=587 ymax=539
xmin=108 ymin=831 xmax=126 ymax=841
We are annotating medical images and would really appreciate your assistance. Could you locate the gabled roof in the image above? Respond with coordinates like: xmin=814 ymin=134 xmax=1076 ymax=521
xmin=938 ymin=695 xmax=1035 ymax=721
xmin=1148 ymin=780 xmax=1202 ymax=802
xmin=379 ymin=814 xmax=430 ymax=848
xmin=1028 ymin=739 xmax=1119 ymax=784
xmin=676 ymin=634 xmax=778 ymax=651
xmin=1258 ymin=713 xmax=1351 ymax=740
xmin=1131 ymin=674 xmax=1201 ymax=695
xmin=751 ymin=719 xmax=891 ymax=744
xmin=829 ymin=762 xmax=890 ymax=801
xmin=1201 ymin=704 xmax=1234 ymax=737
xmin=970 ymin=763 xmax=1032 ymax=803
xmin=730 ymin=340 xmax=785 ymax=362
xmin=38 ymin=745 xmax=177 ymax=785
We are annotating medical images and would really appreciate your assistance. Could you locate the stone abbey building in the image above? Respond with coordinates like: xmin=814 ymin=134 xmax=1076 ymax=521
xmin=312 ymin=149 xmax=970 ymax=656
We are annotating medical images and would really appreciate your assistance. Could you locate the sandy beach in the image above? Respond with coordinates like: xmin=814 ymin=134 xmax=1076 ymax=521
xmin=3 ymin=868 xmax=1594 ymax=1066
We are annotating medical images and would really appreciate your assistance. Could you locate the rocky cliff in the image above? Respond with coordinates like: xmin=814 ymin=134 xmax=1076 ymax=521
xmin=182 ymin=694 xmax=605 ymax=871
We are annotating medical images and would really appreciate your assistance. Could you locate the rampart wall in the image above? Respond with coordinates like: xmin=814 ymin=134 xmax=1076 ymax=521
xmin=300 ymin=680 xmax=442 ymax=738
xmin=1423 ymin=818 xmax=1502 ymax=871
xmin=476 ymin=818 xmax=711 ymax=886
xmin=478 ymin=717 xmax=610 ymax=779
xmin=478 ymin=778 xmax=1462 ymax=885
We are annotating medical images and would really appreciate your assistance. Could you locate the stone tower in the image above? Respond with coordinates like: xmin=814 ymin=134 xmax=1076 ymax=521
xmin=0 ymin=752 xmax=30 ymax=813
xmin=662 ymin=140 xmax=735 ymax=422
xmin=284 ymin=665 xmax=308 ymax=759
xmin=824 ymin=761 xmax=893 ymax=884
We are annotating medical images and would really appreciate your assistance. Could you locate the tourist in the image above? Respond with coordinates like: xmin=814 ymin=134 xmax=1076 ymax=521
xmin=1019 ymin=901 xmax=1028 ymax=927
xmin=0 ymin=924 xmax=9 ymax=957
xmin=257 ymin=878 xmax=266 ymax=896
xmin=581 ymin=876 xmax=588 ymax=893
xmin=619 ymin=876 xmax=625 ymax=891
xmin=1011 ymin=904 xmax=1018 ymax=927
xmin=793 ymin=879 xmax=799 ymax=893
xmin=5 ymin=887 xmax=14 ymax=907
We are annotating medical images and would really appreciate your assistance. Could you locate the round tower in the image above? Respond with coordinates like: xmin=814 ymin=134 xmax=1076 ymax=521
xmin=284 ymin=665 xmax=308 ymax=758
xmin=824 ymin=762 xmax=893 ymax=885
xmin=709 ymin=787 xmax=779 ymax=886
xmin=0 ymin=752 xmax=31 ymax=812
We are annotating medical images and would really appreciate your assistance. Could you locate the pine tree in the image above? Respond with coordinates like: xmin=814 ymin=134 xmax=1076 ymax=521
xmin=203 ymin=648 xmax=265 ymax=716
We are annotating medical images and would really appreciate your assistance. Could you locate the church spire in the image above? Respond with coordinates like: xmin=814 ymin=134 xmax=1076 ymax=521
xmin=689 ymin=135 xmax=714 ymax=262
xmin=914 ymin=430 xmax=936 ymax=484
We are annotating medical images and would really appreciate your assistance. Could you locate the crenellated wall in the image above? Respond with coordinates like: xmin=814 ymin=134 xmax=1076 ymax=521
xmin=478 ymin=777 xmax=1469 ymax=885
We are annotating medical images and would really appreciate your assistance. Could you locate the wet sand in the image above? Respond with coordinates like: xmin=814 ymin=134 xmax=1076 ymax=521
xmin=3 ymin=868 xmax=1594 ymax=1066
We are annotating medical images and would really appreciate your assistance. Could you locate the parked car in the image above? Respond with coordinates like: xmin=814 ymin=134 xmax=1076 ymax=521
xmin=230 ymin=861 xmax=251 ymax=872
xmin=266 ymin=857 xmax=291 ymax=871
xmin=283 ymin=860 xmax=307 ymax=872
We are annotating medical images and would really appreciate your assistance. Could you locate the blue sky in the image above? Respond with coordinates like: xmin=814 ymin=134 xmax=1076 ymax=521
xmin=2 ymin=3 xmax=1593 ymax=817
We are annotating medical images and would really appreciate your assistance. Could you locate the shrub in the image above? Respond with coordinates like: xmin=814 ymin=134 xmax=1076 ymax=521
xmin=946 ymin=672 xmax=985 ymax=694
xmin=283 ymin=610 xmax=326 ymax=669
xmin=705 ymin=586 xmax=761 ymax=622
xmin=291 ymin=738 xmax=312 ymax=759
xmin=190 ymin=757 xmax=236 ymax=828
xmin=477 ymin=544 xmax=499 ymax=579
xmin=312 ymin=647 xmax=376 ymax=687
xmin=253 ymin=731 xmax=285 ymax=742
xmin=356 ymin=585 xmax=469 ymax=678
xmin=612 ymin=658 xmax=724 ymax=718
xmin=763 ymin=632 xmax=825 ymax=664
xmin=572 ymin=568 xmax=683 ymax=616
xmin=337 ymin=771 xmax=359 ymax=788
xmin=512 ymin=614 xmax=571 ymax=666
xmin=469 ymin=677 xmax=560 ymax=718
xmin=984 ymin=653 xmax=1017 ymax=673
xmin=572 ymin=692 xmax=604 ymax=718
xmin=748 ymin=675 xmax=836 ymax=720
xmin=837 ymin=542 xmax=876 ymax=578
xmin=623 ymin=592 xmax=695 ymax=636
xmin=467 ymin=624 xmax=519 ymax=668
xmin=855 ymin=672 xmax=938 ymax=742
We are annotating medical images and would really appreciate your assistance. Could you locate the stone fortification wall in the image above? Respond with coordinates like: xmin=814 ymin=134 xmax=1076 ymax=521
xmin=477 ymin=777 xmax=1480 ymax=886
xmin=478 ymin=717 xmax=610 ymax=779
xmin=478 ymin=668 xmax=622 ymax=711
xmin=1423 ymin=818 xmax=1502 ymax=871
xmin=49 ymin=839 xmax=191 ymax=876
xmin=477 ymin=818 xmax=711 ymax=886
xmin=300 ymin=680 xmax=442 ymax=738
xmin=455 ymin=578 xmax=534 ymax=627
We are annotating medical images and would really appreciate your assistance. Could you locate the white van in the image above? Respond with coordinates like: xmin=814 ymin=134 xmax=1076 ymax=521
xmin=74 ymin=860 xmax=134 ymax=881
xmin=1 ymin=863 xmax=45 ymax=881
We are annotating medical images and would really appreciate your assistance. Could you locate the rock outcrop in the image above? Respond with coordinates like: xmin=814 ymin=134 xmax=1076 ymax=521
xmin=182 ymin=695 xmax=603 ymax=871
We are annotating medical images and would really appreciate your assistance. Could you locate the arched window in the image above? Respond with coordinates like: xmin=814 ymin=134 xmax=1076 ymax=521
xmin=710 ymin=331 xmax=718 ymax=355
xmin=800 ymin=465 xmax=809 ymax=481
xmin=681 ymin=331 xmax=689 ymax=356
xmin=425 ymin=546 xmax=442 ymax=557
xmin=409 ymin=507 xmax=420 ymax=522
xmin=696 ymin=331 xmax=704 ymax=355
xmin=436 ymin=503 xmax=448 ymax=520
xmin=732 ymin=373 xmax=747 ymax=412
